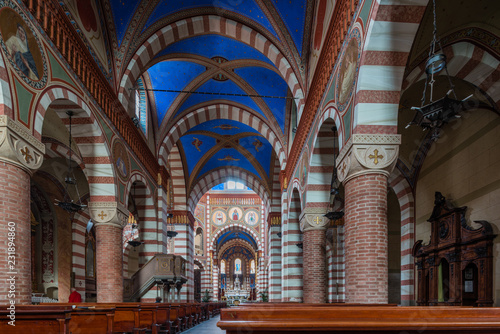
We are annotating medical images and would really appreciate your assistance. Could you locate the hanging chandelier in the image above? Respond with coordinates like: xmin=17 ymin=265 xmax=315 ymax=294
xmin=54 ymin=111 xmax=87 ymax=213
xmin=406 ymin=0 xmax=472 ymax=140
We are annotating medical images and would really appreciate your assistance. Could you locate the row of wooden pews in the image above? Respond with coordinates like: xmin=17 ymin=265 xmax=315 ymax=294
xmin=0 ymin=301 xmax=226 ymax=334
xmin=217 ymin=303 xmax=500 ymax=333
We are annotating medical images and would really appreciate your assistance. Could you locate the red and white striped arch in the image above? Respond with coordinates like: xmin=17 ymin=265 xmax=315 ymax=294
xmin=168 ymin=145 xmax=188 ymax=210
xmin=187 ymin=167 xmax=271 ymax=213
xmin=33 ymin=87 xmax=117 ymax=202
xmin=118 ymin=15 xmax=305 ymax=119
xmin=0 ymin=51 xmax=13 ymax=117
xmin=219 ymin=239 xmax=257 ymax=260
xmin=388 ymin=167 xmax=415 ymax=306
xmin=209 ymin=224 xmax=262 ymax=253
xmin=44 ymin=139 xmax=84 ymax=168
xmin=354 ymin=0 xmax=428 ymax=132
xmin=404 ymin=41 xmax=500 ymax=107
xmin=159 ymin=103 xmax=286 ymax=169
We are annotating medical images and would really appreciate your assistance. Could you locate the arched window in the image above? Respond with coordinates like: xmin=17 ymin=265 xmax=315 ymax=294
xmin=250 ymin=259 xmax=256 ymax=274
xmin=220 ymin=260 xmax=226 ymax=274
xmin=134 ymin=78 xmax=147 ymax=135
xmin=235 ymin=258 xmax=242 ymax=274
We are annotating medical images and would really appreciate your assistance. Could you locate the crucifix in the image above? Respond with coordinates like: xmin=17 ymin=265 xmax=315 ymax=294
xmin=313 ymin=216 xmax=321 ymax=225
xmin=98 ymin=210 xmax=107 ymax=220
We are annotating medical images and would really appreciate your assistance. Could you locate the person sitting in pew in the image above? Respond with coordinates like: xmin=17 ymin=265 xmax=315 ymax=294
xmin=68 ymin=287 xmax=82 ymax=303
xmin=155 ymin=296 xmax=162 ymax=303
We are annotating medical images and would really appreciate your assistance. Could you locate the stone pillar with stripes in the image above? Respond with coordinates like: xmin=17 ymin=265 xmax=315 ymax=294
xmin=169 ymin=211 xmax=195 ymax=302
xmin=72 ymin=212 xmax=92 ymax=301
xmin=337 ymin=134 xmax=400 ymax=303
xmin=267 ymin=213 xmax=282 ymax=302
xmin=0 ymin=116 xmax=44 ymax=304
xmin=89 ymin=202 xmax=128 ymax=303
xmin=300 ymin=208 xmax=329 ymax=303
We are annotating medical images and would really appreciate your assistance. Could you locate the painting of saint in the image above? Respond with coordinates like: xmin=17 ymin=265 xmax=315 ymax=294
xmin=249 ymin=212 xmax=255 ymax=223
xmin=0 ymin=8 xmax=44 ymax=83
xmin=232 ymin=209 xmax=239 ymax=220
xmin=216 ymin=211 xmax=223 ymax=224
xmin=337 ymin=37 xmax=359 ymax=105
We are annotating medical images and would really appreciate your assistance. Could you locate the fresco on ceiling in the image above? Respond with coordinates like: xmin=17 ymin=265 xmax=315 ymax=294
xmin=336 ymin=29 xmax=361 ymax=110
xmin=147 ymin=60 xmax=206 ymax=126
xmin=273 ymin=0 xmax=308 ymax=55
xmin=0 ymin=5 xmax=47 ymax=89
xmin=307 ymin=0 xmax=335 ymax=88
xmin=63 ymin=0 xmax=110 ymax=76
xmin=112 ymin=139 xmax=130 ymax=181
xmin=109 ymin=0 xmax=141 ymax=46
xmin=142 ymin=0 xmax=279 ymax=39
xmin=154 ymin=35 xmax=275 ymax=67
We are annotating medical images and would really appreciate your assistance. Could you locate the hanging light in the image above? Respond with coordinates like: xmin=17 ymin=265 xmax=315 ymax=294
xmin=406 ymin=0 xmax=473 ymax=140
xmin=324 ymin=125 xmax=344 ymax=222
xmin=54 ymin=111 xmax=87 ymax=212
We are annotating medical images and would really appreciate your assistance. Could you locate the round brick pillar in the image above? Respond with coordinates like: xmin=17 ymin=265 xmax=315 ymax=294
xmin=344 ymin=173 xmax=388 ymax=303
xmin=96 ymin=223 xmax=124 ymax=302
xmin=302 ymin=228 xmax=327 ymax=303
xmin=0 ymin=162 xmax=31 ymax=304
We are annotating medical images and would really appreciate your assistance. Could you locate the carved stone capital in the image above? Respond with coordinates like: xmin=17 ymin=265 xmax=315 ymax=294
xmin=0 ymin=115 xmax=45 ymax=172
xmin=89 ymin=202 xmax=128 ymax=229
xmin=299 ymin=207 xmax=329 ymax=232
xmin=336 ymin=134 xmax=401 ymax=183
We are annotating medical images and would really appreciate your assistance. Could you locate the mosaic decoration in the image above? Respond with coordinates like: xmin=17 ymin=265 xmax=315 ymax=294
xmin=212 ymin=209 xmax=227 ymax=226
xmin=112 ymin=139 xmax=131 ymax=180
xmin=0 ymin=2 xmax=47 ymax=89
xmin=336 ymin=28 xmax=361 ymax=112
xmin=228 ymin=207 xmax=243 ymax=221
xmin=244 ymin=209 xmax=259 ymax=226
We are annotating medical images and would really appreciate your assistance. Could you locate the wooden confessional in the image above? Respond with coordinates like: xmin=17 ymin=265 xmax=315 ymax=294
xmin=412 ymin=192 xmax=496 ymax=306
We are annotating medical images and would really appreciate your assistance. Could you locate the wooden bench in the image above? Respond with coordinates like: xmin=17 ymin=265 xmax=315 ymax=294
xmin=154 ymin=303 xmax=171 ymax=334
xmin=218 ymin=305 xmax=500 ymax=333
xmin=0 ymin=305 xmax=72 ymax=334
xmin=67 ymin=306 xmax=115 ymax=334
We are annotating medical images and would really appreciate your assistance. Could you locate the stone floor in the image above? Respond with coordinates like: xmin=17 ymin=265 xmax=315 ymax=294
xmin=182 ymin=314 xmax=226 ymax=333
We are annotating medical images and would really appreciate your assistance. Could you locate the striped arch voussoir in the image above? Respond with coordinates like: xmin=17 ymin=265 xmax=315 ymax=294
xmin=118 ymin=15 xmax=304 ymax=117
xmin=210 ymin=224 xmax=261 ymax=253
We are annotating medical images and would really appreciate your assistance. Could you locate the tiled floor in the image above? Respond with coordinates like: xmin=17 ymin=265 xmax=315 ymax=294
xmin=182 ymin=314 xmax=226 ymax=333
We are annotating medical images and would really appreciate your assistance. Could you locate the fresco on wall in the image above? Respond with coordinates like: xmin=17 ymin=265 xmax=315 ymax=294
xmin=212 ymin=209 xmax=227 ymax=226
xmin=112 ymin=140 xmax=131 ymax=180
xmin=336 ymin=29 xmax=361 ymax=111
xmin=0 ymin=4 xmax=47 ymax=88
xmin=229 ymin=207 xmax=243 ymax=221
xmin=62 ymin=0 xmax=111 ymax=77
xmin=244 ymin=210 xmax=259 ymax=226
xmin=307 ymin=0 xmax=335 ymax=88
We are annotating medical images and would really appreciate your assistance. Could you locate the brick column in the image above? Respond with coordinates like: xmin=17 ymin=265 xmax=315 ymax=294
xmin=300 ymin=208 xmax=330 ymax=303
xmin=337 ymin=134 xmax=400 ymax=304
xmin=0 ymin=116 xmax=44 ymax=304
xmin=89 ymin=202 xmax=128 ymax=302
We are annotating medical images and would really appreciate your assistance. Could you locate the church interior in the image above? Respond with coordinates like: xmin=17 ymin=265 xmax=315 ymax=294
xmin=1 ymin=0 xmax=500 ymax=332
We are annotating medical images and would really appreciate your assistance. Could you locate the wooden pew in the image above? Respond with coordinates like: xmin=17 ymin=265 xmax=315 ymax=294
xmin=67 ymin=306 xmax=115 ymax=334
xmin=218 ymin=305 xmax=500 ymax=333
xmin=154 ymin=303 xmax=171 ymax=334
xmin=0 ymin=305 xmax=72 ymax=334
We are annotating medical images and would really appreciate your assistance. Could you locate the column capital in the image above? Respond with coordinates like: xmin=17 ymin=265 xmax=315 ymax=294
xmin=337 ymin=134 xmax=401 ymax=184
xmin=299 ymin=207 xmax=329 ymax=232
xmin=89 ymin=202 xmax=128 ymax=229
xmin=0 ymin=115 xmax=45 ymax=172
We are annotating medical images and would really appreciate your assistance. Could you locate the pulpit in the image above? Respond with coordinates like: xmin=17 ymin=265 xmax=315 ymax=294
xmin=412 ymin=192 xmax=496 ymax=306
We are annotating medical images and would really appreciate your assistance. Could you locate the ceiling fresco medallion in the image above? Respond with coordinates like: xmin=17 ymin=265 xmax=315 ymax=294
xmin=0 ymin=2 xmax=48 ymax=89
xmin=336 ymin=28 xmax=361 ymax=113
xmin=229 ymin=207 xmax=243 ymax=221
xmin=244 ymin=209 xmax=259 ymax=226
xmin=112 ymin=139 xmax=131 ymax=181
xmin=212 ymin=209 xmax=227 ymax=226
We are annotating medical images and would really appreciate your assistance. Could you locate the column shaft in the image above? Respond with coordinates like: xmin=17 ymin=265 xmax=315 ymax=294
xmin=0 ymin=162 xmax=31 ymax=304
xmin=303 ymin=229 xmax=327 ymax=303
xmin=96 ymin=224 xmax=124 ymax=302
xmin=344 ymin=173 xmax=388 ymax=303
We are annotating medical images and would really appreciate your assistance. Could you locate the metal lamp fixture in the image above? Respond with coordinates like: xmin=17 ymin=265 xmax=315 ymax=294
xmin=406 ymin=0 xmax=472 ymax=140
xmin=55 ymin=111 xmax=87 ymax=213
